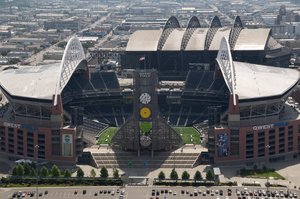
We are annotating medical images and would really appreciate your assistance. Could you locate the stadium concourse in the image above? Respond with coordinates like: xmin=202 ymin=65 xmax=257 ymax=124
xmin=0 ymin=20 xmax=298 ymax=167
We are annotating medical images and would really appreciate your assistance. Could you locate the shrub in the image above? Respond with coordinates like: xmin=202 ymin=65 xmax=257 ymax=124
xmin=100 ymin=167 xmax=108 ymax=178
xmin=158 ymin=171 xmax=165 ymax=181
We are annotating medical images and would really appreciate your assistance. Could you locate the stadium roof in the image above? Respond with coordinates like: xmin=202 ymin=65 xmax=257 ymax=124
xmin=234 ymin=29 xmax=271 ymax=51
xmin=233 ymin=61 xmax=299 ymax=100
xmin=126 ymin=30 xmax=162 ymax=51
xmin=217 ymin=37 xmax=299 ymax=102
xmin=0 ymin=36 xmax=86 ymax=103
xmin=0 ymin=63 xmax=60 ymax=100
xmin=126 ymin=16 xmax=278 ymax=52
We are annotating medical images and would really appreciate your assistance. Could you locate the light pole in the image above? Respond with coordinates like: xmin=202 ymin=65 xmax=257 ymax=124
xmin=35 ymin=145 xmax=39 ymax=199
xmin=265 ymin=144 xmax=270 ymax=193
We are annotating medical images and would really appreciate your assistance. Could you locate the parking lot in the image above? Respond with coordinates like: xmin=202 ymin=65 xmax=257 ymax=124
xmin=0 ymin=186 xmax=299 ymax=199
xmin=0 ymin=187 xmax=125 ymax=199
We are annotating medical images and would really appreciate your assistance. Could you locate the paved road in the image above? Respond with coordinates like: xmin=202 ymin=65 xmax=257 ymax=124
xmin=1 ymin=186 xmax=299 ymax=199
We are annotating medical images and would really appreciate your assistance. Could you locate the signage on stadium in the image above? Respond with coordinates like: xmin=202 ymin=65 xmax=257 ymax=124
xmin=3 ymin=122 xmax=37 ymax=131
xmin=3 ymin=122 xmax=21 ymax=129
xmin=252 ymin=122 xmax=288 ymax=131
xmin=252 ymin=124 xmax=274 ymax=131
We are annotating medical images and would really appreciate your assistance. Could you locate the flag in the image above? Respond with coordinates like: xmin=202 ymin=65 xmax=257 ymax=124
xmin=139 ymin=56 xmax=145 ymax=61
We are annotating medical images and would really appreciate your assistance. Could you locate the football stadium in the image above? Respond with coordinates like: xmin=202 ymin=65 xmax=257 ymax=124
xmin=0 ymin=16 xmax=298 ymax=168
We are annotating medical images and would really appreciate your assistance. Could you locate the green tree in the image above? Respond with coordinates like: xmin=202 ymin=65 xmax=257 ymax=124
xmin=23 ymin=163 xmax=31 ymax=176
xmin=51 ymin=165 xmax=60 ymax=177
xmin=40 ymin=166 xmax=49 ymax=177
xmin=82 ymin=42 xmax=95 ymax=49
xmin=0 ymin=51 xmax=8 ymax=56
xmin=170 ymin=168 xmax=178 ymax=181
xmin=90 ymin=169 xmax=96 ymax=178
xmin=158 ymin=171 xmax=165 ymax=181
xmin=8 ymin=58 xmax=20 ymax=64
xmin=100 ymin=166 xmax=108 ymax=178
xmin=64 ymin=169 xmax=71 ymax=178
xmin=206 ymin=170 xmax=214 ymax=181
xmin=57 ymin=41 xmax=67 ymax=49
xmin=193 ymin=170 xmax=202 ymax=182
xmin=12 ymin=166 xmax=18 ymax=176
xmin=113 ymin=169 xmax=119 ymax=179
xmin=30 ymin=168 xmax=36 ymax=177
xmin=77 ymin=168 xmax=84 ymax=178
xmin=16 ymin=164 xmax=24 ymax=177
xmin=181 ymin=171 xmax=190 ymax=180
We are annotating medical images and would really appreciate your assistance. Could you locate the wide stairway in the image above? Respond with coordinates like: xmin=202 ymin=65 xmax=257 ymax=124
xmin=90 ymin=150 xmax=200 ymax=168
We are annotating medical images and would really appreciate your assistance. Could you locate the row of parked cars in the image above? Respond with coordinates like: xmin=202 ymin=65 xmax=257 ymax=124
xmin=236 ymin=188 xmax=298 ymax=199
xmin=151 ymin=188 xmax=232 ymax=198
xmin=74 ymin=189 xmax=125 ymax=198
xmin=12 ymin=190 xmax=48 ymax=198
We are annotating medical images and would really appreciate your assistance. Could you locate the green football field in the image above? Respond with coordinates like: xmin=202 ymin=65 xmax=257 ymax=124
xmin=97 ymin=126 xmax=201 ymax=145
xmin=97 ymin=127 xmax=119 ymax=144
xmin=174 ymin=127 xmax=201 ymax=144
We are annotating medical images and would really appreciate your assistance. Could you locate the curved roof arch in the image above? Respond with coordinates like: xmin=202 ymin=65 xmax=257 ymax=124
xmin=181 ymin=16 xmax=201 ymax=50
xmin=205 ymin=16 xmax=222 ymax=50
xmin=216 ymin=37 xmax=237 ymax=105
xmin=186 ymin=16 xmax=201 ymax=29
xmin=54 ymin=36 xmax=86 ymax=105
xmin=209 ymin=16 xmax=222 ymax=28
xmin=229 ymin=16 xmax=244 ymax=49
xmin=163 ymin=16 xmax=180 ymax=31
xmin=233 ymin=16 xmax=243 ymax=28
xmin=157 ymin=16 xmax=180 ymax=50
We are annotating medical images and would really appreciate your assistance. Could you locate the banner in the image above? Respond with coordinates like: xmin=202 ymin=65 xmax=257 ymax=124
xmin=62 ymin=134 xmax=73 ymax=157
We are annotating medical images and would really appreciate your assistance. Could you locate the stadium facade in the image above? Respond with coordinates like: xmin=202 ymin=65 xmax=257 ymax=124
xmin=0 ymin=16 xmax=299 ymax=165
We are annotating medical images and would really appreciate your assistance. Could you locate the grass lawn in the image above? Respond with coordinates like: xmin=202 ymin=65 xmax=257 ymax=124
xmin=251 ymin=171 xmax=285 ymax=180
xmin=174 ymin=127 xmax=201 ymax=144
xmin=97 ymin=127 xmax=119 ymax=144
xmin=241 ymin=169 xmax=285 ymax=180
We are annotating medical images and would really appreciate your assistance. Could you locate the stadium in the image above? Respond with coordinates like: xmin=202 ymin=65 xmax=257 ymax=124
xmin=0 ymin=15 xmax=298 ymax=167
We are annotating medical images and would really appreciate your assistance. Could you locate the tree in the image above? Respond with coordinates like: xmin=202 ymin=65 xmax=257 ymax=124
xmin=64 ymin=169 xmax=71 ymax=178
xmin=16 ymin=164 xmax=24 ymax=177
xmin=9 ymin=58 xmax=20 ymax=64
xmin=194 ymin=170 xmax=202 ymax=182
xmin=100 ymin=166 xmax=108 ymax=178
xmin=181 ymin=171 xmax=190 ymax=180
xmin=113 ymin=169 xmax=119 ymax=179
xmin=57 ymin=41 xmax=67 ymax=49
xmin=170 ymin=168 xmax=178 ymax=181
xmin=158 ymin=171 xmax=165 ymax=181
xmin=77 ymin=168 xmax=84 ymax=178
xmin=23 ymin=163 xmax=31 ymax=176
xmin=0 ymin=51 xmax=8 ymax=57
xmin=30 ymin=168 xmax=36 ymax=177
xmin=12 ymin=166 xmax=18 ymax=176
xmin=90 ymin=169 xmax=96 ymax=178
xmin=51 ymin=165 xmax=60 ymax=177
xmin=40 ymin=166 xmax=49 ymax=177
xmin=206 ymin=170 xmax=214 ymax=181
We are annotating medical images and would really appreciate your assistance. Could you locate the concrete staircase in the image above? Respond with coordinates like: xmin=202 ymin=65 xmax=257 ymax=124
xmin=90 ymin=150 xmax=199 ymax=168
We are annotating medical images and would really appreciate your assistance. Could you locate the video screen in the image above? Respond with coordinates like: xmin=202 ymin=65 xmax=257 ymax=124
xmin=217 ymin=133 xmax=229 ymax=157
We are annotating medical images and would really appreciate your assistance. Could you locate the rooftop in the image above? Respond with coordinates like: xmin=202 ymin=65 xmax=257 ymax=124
xmin=0 ymin=63 xmax=60 ymax=100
